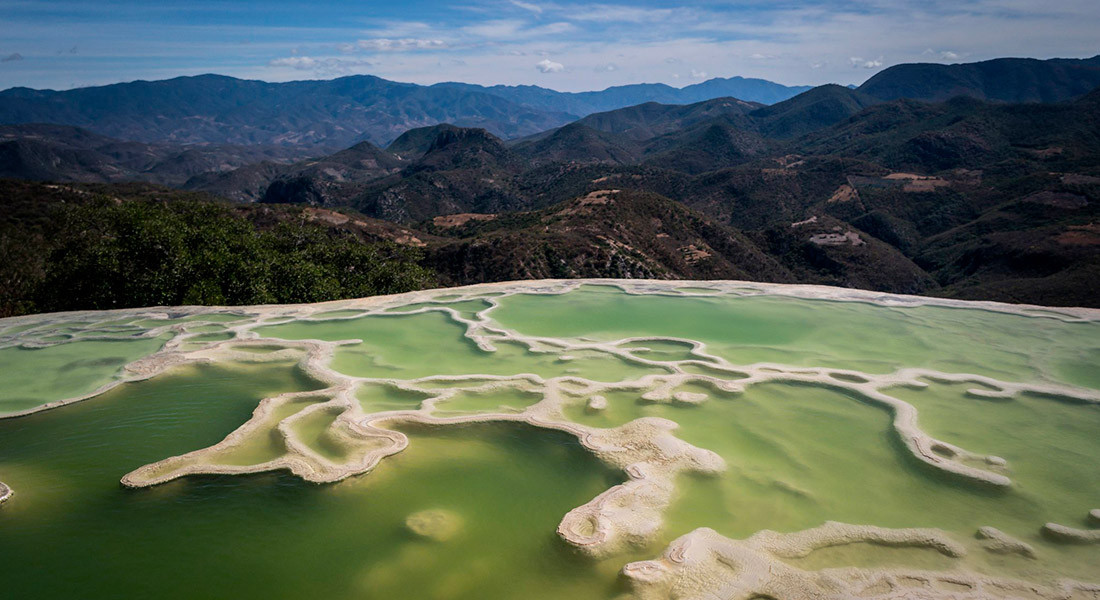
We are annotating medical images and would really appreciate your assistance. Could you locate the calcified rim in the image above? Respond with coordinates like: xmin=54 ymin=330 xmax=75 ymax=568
xmin=622 ymin=523 xmax=1100 ymax=600
xmin=2 ymin=278 xmax=1096 ymax=424
xmin=1 ymin=279 xmax=1098 ymax=592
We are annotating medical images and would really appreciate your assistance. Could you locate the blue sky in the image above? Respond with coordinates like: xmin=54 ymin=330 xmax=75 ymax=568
xmin=1 ymin=0 xmax=1098 ymax=91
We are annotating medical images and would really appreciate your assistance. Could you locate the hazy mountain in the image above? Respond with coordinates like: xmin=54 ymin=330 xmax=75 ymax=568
xmin=749 ymin=84 xmax=880 ymax=139
xmin=386 ymin=124 xmax=463 ymax=159
xmin=858 ymin=55 xmax=1100 ymax=103
xmin=260 ymin=141 xmax=406 ymax=206
xmin=511 ymin=88 xmax=865 ymax=172
xmin=639 ymin=116 xmax=768 ymax=174
xmin=0 ymin=123 xmax=305 ymax=185
xmin=436 ymin=76 xmax=810 ymax=115
xmin=569 ymin=97 xmax=760 ymax=140
xmin=347 ymin=128 xmax=529 ymax=222
xmin=182 ymin=162 xmax=287 ymax=203
xmin=512 ymin=123 xmax=642 ymax=166
xmin=0 ymin=73 xmax=804 ymax=152
xmin=792 ymin=91 xmax=1100 ymax=171
xmin=0 ymin=74 xmax=577 ymax=150
xmin=5 ymin=53 xmax=1097 ymax=157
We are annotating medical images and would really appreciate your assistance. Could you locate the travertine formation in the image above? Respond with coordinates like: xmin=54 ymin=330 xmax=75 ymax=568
xmin=976 ymin=526 xmax=1037 ymax=558
xmin=623 ymin=525 xmax=1100 ymax=600
xmin=1042 ymin=516 xmax=1100 ymax=545
xmin=2 ymin=279 xmax=1098 ymax=597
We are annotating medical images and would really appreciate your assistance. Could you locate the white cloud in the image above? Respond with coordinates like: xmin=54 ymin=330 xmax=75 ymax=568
xmin=462 ymin=18 xmax=575 ymax=41
xmin=849 ymin=56 xmax=883 ymax=69
xmin=535 ymin=58 xmax=564 ymax=73
xmin=462 ymin=19 xmax=525 ymax=39
xmin=566 ymin=5 xmax=677 ymax=23
xmin=268 ymin=56 xmax=380 ymax=75
xmin=690 ymin=68 xmax=707 ymax=78
xmin=355 ymin=38 xmax=447 ymax=52
xmin=530 ymin=22 xmax=575 ymax=36
xmin=509 ymin=0 xmax=543 ymax=14
xmin=269 ymin=56 xmax=318 ymax=68
xmin=593 ymin=62 xmax=618 ymax=72
xmin=923 ymin=48 xmax=963 ymax=61
xmin=358 ymin=21 xmax=436 ymax=38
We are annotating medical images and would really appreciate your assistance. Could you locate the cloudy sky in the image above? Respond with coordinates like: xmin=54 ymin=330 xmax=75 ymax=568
xmin=1 ymin=0 xmax=1098 ymax=92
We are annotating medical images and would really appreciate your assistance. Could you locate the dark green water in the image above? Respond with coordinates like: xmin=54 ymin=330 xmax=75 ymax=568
xmin=0 ymin=362 xmax=624 ymax=600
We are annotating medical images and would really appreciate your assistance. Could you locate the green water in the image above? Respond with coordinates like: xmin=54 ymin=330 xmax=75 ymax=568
xmin=1 ymin=282 xmax=1098 ymax=597
xmin=0 ymin=335 xmax=169 ymax=415
xmin=386 ymin=299 xmax=494 ymax=321
xmin=313 ymin=309 xmax=371 ymax=319
xmin=431 ymin=387 xmax=543 ymax=416
xmin=649 ymin=383 xmax=1099 ymax=581
xmin=491 ymin=285 xmax=1099 ymax=382
xmin=0 ymin=363 xmax=623 ymax=600
xmin=213 ymin=395 xmax=329 ymax=466
xmin=357 ymin=383 xmax=433 ymax=413
xmin=256 ymin=311 xmax=666 ymax=382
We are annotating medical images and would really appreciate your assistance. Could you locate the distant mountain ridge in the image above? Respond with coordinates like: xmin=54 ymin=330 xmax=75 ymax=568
xmin=0 ymin=74 xmax=810 ymax=152
xmin=0 ymin=74 xmax=577 ymax=151
xmin=433 ymin=76 xmax=811 ymax=115
xmin=2 ymin=54 xmax=1097 ymax=153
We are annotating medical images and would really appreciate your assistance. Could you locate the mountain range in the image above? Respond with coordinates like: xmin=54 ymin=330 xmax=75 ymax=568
xmin=2 ymin=55 xmax=1095 ymax=151
xmin=1 ymin=54 xmax=1098 ymax=311
xmin=0 ymin=74 xmax=812 ymax=151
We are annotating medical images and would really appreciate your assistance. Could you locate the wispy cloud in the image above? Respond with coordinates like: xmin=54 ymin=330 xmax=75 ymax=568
xmin=2 ymin=0 xmax=1099 ymax=91
xmin=1 ymin=52 xmax=24 ymax=63
xmin=345 ymin=38 xmax=448 ymax=52
xmin=923 ymin=48 xmax=964 ymax=61
xmin=460 ymin=19 xmax=574 ymax=40
xmin=268 ymin=56 xmax=380 ymax=76
xmin=509 ymin=0 xmax=543 ymax=14
xmin=565 ymin=4 xmax=679 ymax=23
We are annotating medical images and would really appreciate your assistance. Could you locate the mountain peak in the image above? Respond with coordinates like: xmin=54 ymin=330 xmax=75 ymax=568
xmin=426 ymin=127 xmax=503 ymax=153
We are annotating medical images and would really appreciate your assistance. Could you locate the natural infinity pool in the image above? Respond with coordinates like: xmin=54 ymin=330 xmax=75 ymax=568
xmin=0 ymin=280 xmax=1097 ymax=599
